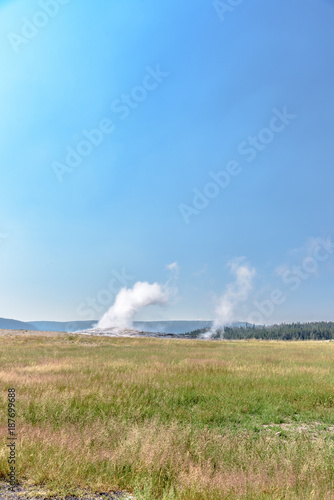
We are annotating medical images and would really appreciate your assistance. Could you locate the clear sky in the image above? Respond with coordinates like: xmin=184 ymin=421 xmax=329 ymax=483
xmin=1 ymin=0 xmax=334 ymax=324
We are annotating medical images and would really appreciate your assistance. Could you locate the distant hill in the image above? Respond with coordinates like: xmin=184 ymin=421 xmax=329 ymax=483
xmin=133 ymin=320 xmax=213 ymax=334
xmin=0 ymin=318 xmax=250 ymax=334
xmin=0 ymin=318 xmax=95 ymax=332
xmin=30 ymin=320 xmax=96 ymax=332
xmin=0 ymin=317 xmax=39 ymax=331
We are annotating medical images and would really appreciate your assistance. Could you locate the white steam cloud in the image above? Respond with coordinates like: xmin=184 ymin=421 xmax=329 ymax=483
xmin=214 ymin=258 xmax=255 ymax=328
xmin=166 ymin=261 xmax=180 ymax=274
xmin=97 ymin=281 xmax=169 ymax=329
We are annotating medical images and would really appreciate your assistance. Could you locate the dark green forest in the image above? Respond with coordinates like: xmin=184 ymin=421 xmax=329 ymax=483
xmin=187 ymin=322 xmax=334 ymax=340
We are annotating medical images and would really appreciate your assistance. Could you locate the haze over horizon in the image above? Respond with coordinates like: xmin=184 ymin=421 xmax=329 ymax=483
xmin=1 ymin=1 xmax=334 ymax=325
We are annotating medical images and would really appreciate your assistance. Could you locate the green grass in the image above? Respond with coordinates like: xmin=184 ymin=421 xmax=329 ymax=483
xmin=1 ymin=333 xmax=334 ymax=499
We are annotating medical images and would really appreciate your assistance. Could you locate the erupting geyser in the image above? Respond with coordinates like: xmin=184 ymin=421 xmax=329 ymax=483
xmin=97 ymin=281 xmax=169 ymax=329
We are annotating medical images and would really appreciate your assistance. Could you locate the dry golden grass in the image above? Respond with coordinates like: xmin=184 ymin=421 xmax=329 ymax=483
xmin=0 ymin=333 xmax=334 ymax=499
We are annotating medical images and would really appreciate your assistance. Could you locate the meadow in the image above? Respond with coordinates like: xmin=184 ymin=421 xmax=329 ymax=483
xmin=1 ymin=332 xmax=334 ymax=499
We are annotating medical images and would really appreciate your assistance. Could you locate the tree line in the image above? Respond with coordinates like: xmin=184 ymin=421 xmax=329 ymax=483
xmin=186 ymin=322 xmax=334 ymax=340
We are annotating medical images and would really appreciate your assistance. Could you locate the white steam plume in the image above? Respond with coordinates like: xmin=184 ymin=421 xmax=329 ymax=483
xmin=166 ymin=261 xmax=180 ymax=276
xmin=213 ymin=258 xmax=255 ymax=329
xmin=98 ymin=281 xmax=169 ymax=329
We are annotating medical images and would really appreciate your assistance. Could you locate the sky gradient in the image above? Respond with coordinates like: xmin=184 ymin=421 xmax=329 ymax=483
xmin=1 ymin=0 xmax=334 ymax=324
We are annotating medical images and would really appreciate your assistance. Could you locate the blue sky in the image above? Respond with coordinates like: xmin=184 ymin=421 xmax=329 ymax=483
xmin=1 ymin=0 xmax=334 ymax=323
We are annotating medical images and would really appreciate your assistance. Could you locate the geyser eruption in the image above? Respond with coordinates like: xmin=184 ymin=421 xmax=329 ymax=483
xmin=213 ymin=258 xmax=255 ymax=332
xmin=98 ymin=281 xmax=169 ymax=329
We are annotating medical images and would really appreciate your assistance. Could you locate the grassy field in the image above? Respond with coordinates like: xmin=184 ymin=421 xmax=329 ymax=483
xmin=1 ymin=333 xmax=334 ymax=499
